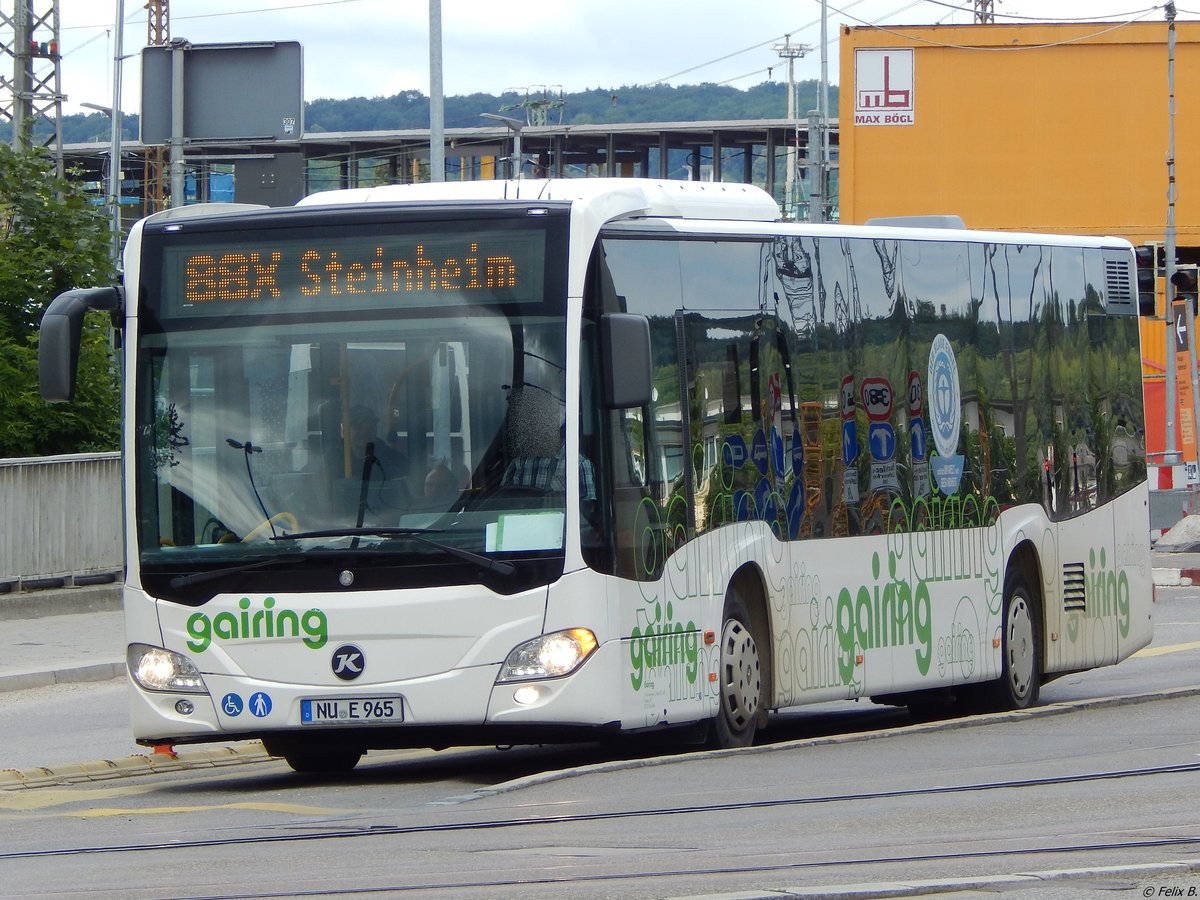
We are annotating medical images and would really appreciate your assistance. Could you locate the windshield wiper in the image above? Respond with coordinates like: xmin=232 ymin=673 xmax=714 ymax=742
xmin=273 ymin=528 xmax=516 ymax=576
xmin=168 ymin=553 xmax=305 ymax=590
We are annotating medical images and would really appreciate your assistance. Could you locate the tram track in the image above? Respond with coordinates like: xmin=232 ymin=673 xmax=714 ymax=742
xmin=13 ymin=832 xmax=1200 ymax=899
xmin=161 ymin=836 xmax=1200 ymax=900
xmin=3 ymin=759 xmax=1197 ymax=863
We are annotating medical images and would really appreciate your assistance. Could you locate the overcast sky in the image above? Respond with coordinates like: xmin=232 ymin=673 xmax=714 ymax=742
xmin=53 ymin=0 xmax=1181 ymax=117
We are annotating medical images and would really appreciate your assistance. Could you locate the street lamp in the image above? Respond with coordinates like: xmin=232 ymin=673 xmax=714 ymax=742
xmin=481 ymin=112 xmax=524 ymax=180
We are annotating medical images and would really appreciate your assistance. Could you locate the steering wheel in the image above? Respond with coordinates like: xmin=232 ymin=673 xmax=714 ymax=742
xmin=241 ymin=511 xmax=300 ymax=543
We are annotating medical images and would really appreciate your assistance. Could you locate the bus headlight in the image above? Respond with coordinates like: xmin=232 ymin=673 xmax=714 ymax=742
xmin=128 ymin=643 xmax=207 ymax=694
xmin=497 ymin=628 xmax=598 ymax=682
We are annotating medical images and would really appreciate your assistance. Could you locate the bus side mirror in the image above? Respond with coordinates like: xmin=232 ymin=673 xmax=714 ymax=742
xmin=600 ymin=313 xmax=652 ymax=408
xmin=39 ymin=287 xmax=123 ymax=402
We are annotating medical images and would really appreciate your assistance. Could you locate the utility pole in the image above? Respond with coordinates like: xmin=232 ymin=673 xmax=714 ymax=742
xmin=144 ymin=0 xmax=169 ymax=213
xmin=168 ymin=37 xmax=187 ymax=204
xmin=500 ymin=86 xmax=565 ymax=127
xmin=1164 ymin=1 xmax=1182 ymax=465
xmin=1163 ymin=0 xmax=1199 ymax=479
xmin=0 ymin=0 xmax=64 ymax=173
xmin=814 ymin=0 xmax=829 ymax=223
xmin=105 ymin=0 xmax=123 ymax=267
xmin=429 ymin=0 xmax=443 ymax=182
xmin=773 ymin=37 xmax=808 ymax=220
xmin=973 ymin=0 xmax=994 ymax=24
xmin=807 ymin=110 xmax=823 ymax=222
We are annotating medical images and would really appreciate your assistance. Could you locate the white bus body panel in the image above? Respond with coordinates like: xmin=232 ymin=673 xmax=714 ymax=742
xmin=129 ymin=581 xmax=548 ymax=740
xmin=563 ymin=489 xmax=1154 ymax=728
xmin=1047 ymin=482 xmax=1153 ymax=672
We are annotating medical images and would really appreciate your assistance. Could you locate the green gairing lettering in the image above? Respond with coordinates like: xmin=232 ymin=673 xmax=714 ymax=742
xmin=185 ymin=597 xmax=328 ymax=652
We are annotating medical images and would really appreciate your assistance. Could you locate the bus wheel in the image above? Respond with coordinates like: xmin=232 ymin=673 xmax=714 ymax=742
xmin=266 ymin=738 xmax=362 ymax=774
xmin=989 ymin=571 xmax=1042 ymax=711
xmin=712 ymin=592 xmax=762 ymax=749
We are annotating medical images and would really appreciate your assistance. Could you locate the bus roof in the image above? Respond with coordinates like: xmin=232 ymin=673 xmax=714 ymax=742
xmin=296 ymin=177 xmax=783 ymax=224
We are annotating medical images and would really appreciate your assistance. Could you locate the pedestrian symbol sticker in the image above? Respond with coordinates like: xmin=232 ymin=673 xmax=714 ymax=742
xmin=249 ymin=691 xmax=272 ymax=718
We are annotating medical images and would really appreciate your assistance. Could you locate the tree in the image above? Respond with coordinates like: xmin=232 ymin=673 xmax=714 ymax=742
xmin=0 ymin=145 xmax=119 ymax=457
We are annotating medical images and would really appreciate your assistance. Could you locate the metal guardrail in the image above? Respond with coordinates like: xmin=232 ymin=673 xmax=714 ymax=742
xmin=0 ymin=453 xmax=122 ymax=592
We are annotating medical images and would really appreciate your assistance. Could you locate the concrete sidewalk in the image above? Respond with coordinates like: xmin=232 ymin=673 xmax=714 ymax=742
xmin=0 ymin=583 xmax=124 ymax=693
xmin=0 ymin=582 xmax=273 ymax=786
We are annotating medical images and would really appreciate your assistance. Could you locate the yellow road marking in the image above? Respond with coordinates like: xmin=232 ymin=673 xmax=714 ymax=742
xmin=71 ymin=801 xmax=346 ymax=818
xmin=1132 ymin=640 xmax=1200 ymax=658
xmin=0 ymin=783 xmax=161 ymax=812
xmin=0 ymin=794 xmax=347 ymax=819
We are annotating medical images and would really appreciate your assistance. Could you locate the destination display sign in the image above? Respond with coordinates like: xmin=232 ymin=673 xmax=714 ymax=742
xmin=159 ymin=225 xmax=549 ymax=317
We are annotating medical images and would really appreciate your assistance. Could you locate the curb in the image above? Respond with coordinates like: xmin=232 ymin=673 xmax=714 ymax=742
xmin=465 ymin=684 xmax=1200 ymax=801
xmin=0 ymin=662 xmax=124 ymax=694
xmin=0 ymin=742 xmax=273 ymax=790
xmin=0 ymin=583 xmax=122 ymax=621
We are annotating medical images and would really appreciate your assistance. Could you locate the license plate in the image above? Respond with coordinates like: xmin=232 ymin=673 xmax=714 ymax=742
xmin=301 ymin=696 xmax=404 ymax=724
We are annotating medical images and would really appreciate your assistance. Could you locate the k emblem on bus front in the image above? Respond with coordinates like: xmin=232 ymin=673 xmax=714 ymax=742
xmin=332 ymin=645 xmax=365 ymax=680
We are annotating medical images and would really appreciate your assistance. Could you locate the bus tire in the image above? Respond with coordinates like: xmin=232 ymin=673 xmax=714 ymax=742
xmin=266 ymin=738 xmax=363 ymax=774
xmin=711 ymin=591 xmax=763 ymax=749
xmin=986 ymin=570 xmax=1042 ymax=711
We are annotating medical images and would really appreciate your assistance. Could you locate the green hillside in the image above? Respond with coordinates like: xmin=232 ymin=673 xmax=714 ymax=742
xmin=48 ymin=79 xmax=835 ymax=144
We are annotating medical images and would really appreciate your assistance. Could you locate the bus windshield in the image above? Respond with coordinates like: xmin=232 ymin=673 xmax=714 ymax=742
xmin=133 ymin=209 xmax=570 ymax=591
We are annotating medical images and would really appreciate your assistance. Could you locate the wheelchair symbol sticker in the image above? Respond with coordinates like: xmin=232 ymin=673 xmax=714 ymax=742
xmin=222 ymin=693 xmax=243 ymax=717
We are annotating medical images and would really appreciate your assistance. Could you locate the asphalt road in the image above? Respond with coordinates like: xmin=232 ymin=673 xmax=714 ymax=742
xmin=1 ymin=591 xmax=1198 ymax=899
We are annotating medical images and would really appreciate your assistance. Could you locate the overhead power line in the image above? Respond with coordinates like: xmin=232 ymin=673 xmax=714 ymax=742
xmin=62 ymin=0 xmax=369 ymax=31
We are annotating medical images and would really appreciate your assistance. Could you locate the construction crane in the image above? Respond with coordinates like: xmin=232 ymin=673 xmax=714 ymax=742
xmin=144 ymin=0 xmax=169 ymax=213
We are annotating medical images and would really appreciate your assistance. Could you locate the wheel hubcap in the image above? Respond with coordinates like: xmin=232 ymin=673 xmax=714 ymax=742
xmin=1006 ymin=594 xmax=1034 ymax=699
xmin=720 ymin=618 xmax=760 ymax=731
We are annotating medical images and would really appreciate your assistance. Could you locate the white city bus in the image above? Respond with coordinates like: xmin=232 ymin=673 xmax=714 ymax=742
xmin=41 ymin=179 xmax=1153 ymax=772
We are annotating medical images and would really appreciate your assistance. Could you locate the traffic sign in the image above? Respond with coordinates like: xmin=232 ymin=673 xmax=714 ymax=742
xmin=860 ymin=376 xmax=893 ymax=421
